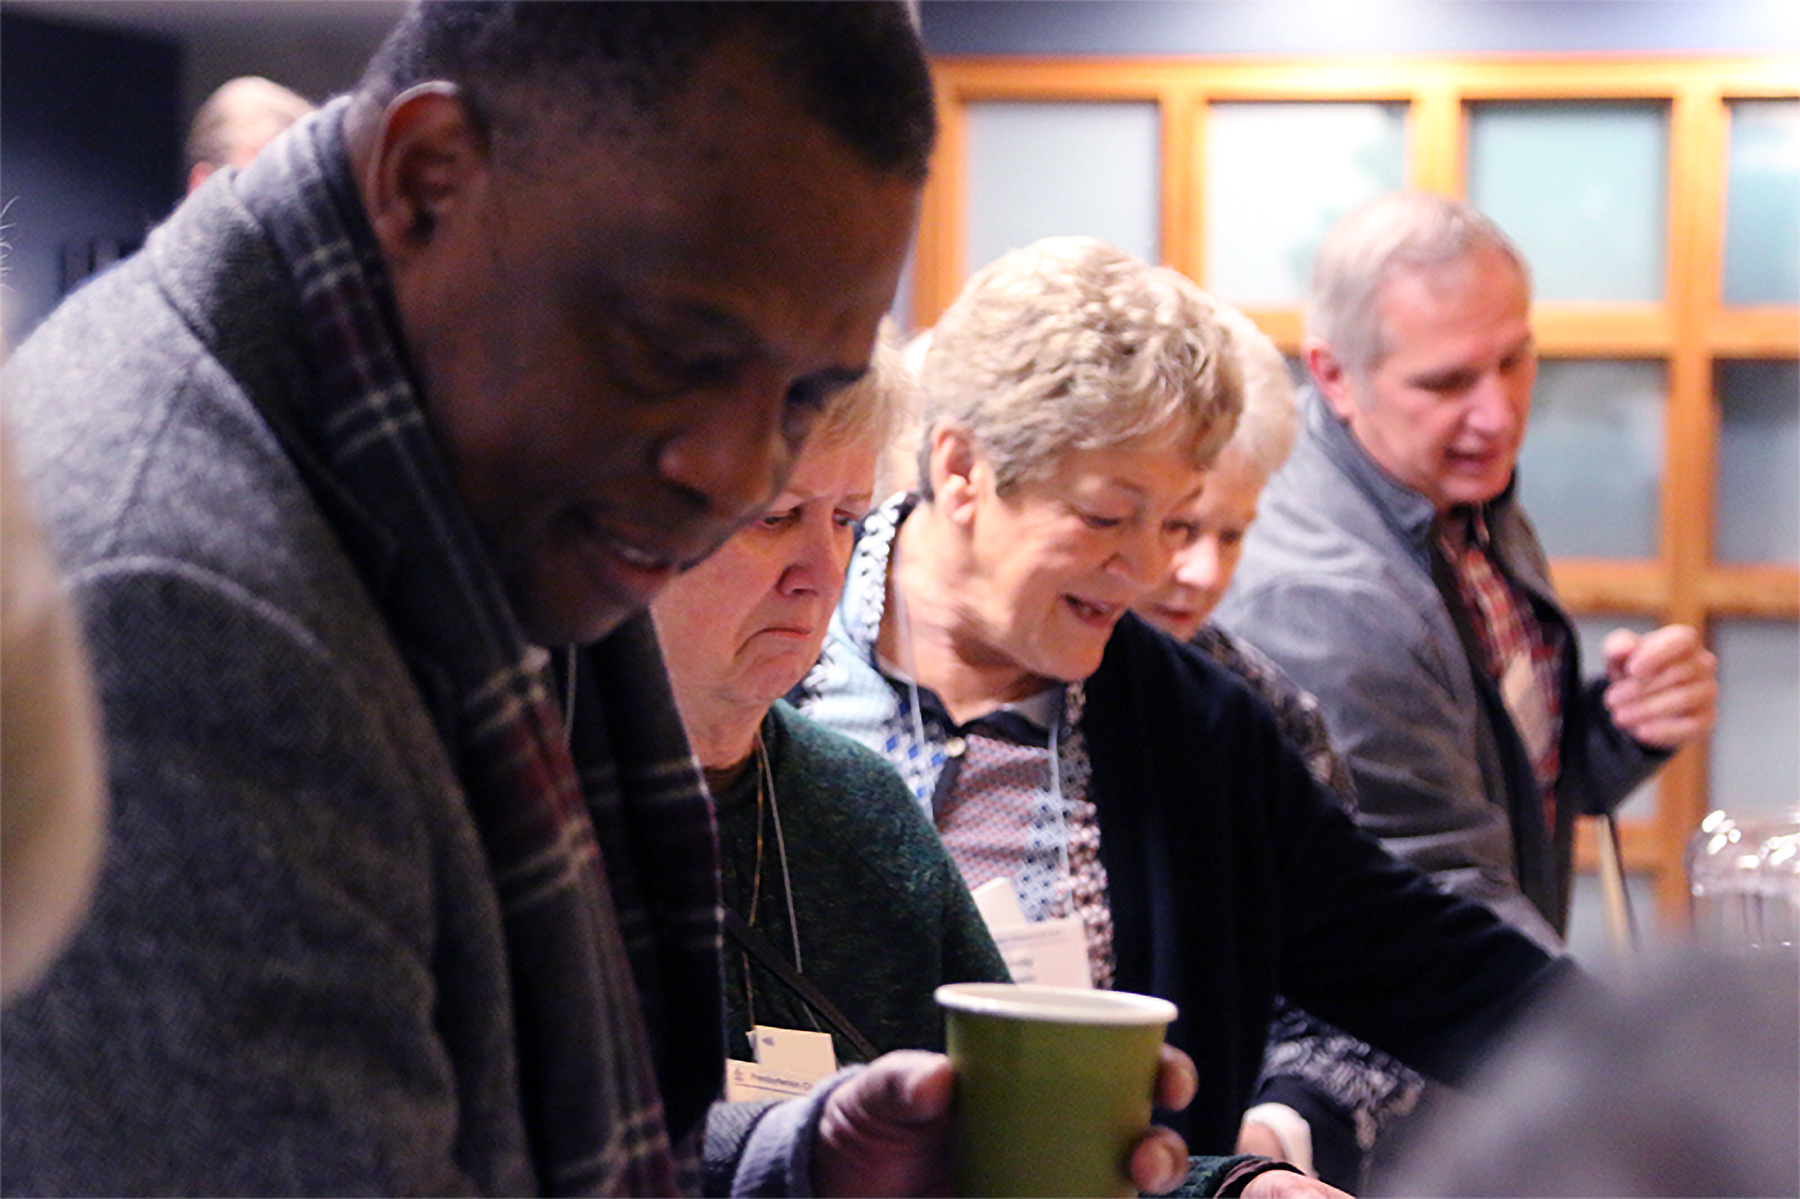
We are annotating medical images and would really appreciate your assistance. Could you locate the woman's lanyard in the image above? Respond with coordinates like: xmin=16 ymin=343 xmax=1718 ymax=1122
xmin=892 ymin=573 xmax=1072 ymax=903
xmin=749 ymin=727 xmax=804 ymax=973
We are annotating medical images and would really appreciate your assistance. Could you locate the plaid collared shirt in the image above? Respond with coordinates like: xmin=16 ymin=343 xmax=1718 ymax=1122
xmin=241 ymin=102 xmax=719 ymax=1195
xmin=1439 ymin=507 xmax=1565 ymax=833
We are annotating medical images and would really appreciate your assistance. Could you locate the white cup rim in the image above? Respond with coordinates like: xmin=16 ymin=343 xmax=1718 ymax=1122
xmin=936 ymin=982 xmax=1177 ymax=1025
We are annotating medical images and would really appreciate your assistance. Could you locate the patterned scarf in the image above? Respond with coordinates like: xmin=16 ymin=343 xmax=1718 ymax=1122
xmin=236 ymin=102 xmax=720 ymax=1196
xmin=1439 ymin=506 xmax=1566 ymax=834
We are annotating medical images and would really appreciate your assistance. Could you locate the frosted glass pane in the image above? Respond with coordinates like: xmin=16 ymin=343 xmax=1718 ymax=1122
xmin=1468 ymin=103 xmax=1667 ymax=302
xmin=1517 ymin=360 xmax=1665 ymax=558
xmin=1572 ymin=614 xmax=1660 ymax=820
xmin=1716 ymin=360 xmax=1800 ymax=565
xmin=1710 ymin=621 xmax=1800 ymax=817
xmin=966 ymin=102 xmax=1160 ymax=276
xmin=1725 ymin=99 xmax=1800 ymax=305
xmin=1203 ymin=103 xmax=1406 ymax=305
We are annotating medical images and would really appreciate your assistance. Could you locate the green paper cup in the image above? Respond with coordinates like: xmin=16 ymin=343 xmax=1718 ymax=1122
xmin=936 ymin=983 xmax=1178 ymax=1198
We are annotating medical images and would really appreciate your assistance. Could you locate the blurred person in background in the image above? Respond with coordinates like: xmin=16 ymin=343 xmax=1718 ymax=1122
xmin=186 ymin=74 xmax=316 ymax=193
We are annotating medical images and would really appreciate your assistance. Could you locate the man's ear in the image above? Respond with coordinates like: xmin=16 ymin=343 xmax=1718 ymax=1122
xmin=1305 ymin=338 xmax=1360 ymax=422
xmin=360 ymin=83 xmax=489 ymax=266
xmin=927 ymin=422 xmax=982 ymax=527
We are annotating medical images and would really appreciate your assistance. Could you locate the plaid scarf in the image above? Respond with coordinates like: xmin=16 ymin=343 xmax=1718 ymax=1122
xmin=236 ymin=102 xmax=721 ymax=1196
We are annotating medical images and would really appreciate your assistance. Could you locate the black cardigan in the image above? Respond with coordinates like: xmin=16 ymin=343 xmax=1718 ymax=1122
xmin=1084 ymin=613 xmax=1571 ymax=1154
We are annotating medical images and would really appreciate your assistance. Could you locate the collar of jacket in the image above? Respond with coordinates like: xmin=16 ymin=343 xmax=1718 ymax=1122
xmin=1304 ymin=384 xmax=1522 ymax=568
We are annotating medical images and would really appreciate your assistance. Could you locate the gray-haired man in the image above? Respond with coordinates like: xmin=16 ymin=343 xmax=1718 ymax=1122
xmin=1220 ymin=190 xmax=1716 ymax=950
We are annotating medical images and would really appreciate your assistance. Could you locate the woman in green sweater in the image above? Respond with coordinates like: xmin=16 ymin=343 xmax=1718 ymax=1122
xmin=652 ymin=328 xmax=1008 ymax=1071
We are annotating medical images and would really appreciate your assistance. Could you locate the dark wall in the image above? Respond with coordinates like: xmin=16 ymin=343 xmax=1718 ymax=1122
xmin=1 ymin=11 xmax=181 ymax=350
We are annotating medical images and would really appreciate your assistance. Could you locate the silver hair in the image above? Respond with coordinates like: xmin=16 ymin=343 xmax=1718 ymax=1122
xmin=917 ymin=236 xmax=1241 ymax=498
xmin=1213 ymin=303 xmax=1297 ymax=482
xmin=870 ymin=327 xmax=933 ymax=500
xmin=1307 ymin=190 xmax=1531 ymax=379
xmin=186 ymin=76 xmax=315 ymax=172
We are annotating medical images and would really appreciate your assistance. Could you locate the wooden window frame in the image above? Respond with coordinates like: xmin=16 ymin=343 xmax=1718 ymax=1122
xmin=915 ymin=55 xmax=1800 ymax=927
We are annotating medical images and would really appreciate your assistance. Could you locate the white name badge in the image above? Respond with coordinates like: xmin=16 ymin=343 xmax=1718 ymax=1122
xmin=1501 ymin=652 xmax=1552 ymax=760
xmin=971 ymin=876 xmax=1029 ymax=927
xmin=724 ymin=1025 xmax=839 ymax=1101
xmin=989 ymin=916 xmax=1092 ymax=988
xmin=972 ymin=877 xmax=1093 ymax=988
xmin=751 ymin=1025 xmax=838 ymax=1077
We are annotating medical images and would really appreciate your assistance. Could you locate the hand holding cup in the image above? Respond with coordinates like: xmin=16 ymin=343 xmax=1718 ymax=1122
xmin=808 ymin=1005 xmax=1193 ymax=1198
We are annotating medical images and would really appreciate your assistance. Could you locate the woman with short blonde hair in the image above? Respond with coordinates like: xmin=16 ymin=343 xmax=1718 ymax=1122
xmin=799 ymin=236 xmax=1566 ymax=1198
xmin=917 ymin=236 xmax=1240 ymax=497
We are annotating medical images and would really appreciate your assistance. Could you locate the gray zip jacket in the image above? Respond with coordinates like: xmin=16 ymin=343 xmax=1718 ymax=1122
xmin=1217 ymin=389 xmax=1665 ymax=947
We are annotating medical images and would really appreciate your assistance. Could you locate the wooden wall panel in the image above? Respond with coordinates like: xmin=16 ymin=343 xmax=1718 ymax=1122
xmin=918 ymin=53 xmax=1800 ymax=932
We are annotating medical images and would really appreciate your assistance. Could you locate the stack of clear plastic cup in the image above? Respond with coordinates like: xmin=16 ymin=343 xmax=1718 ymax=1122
xmin=1685 ymin=809 xmax=1800 ymax=952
